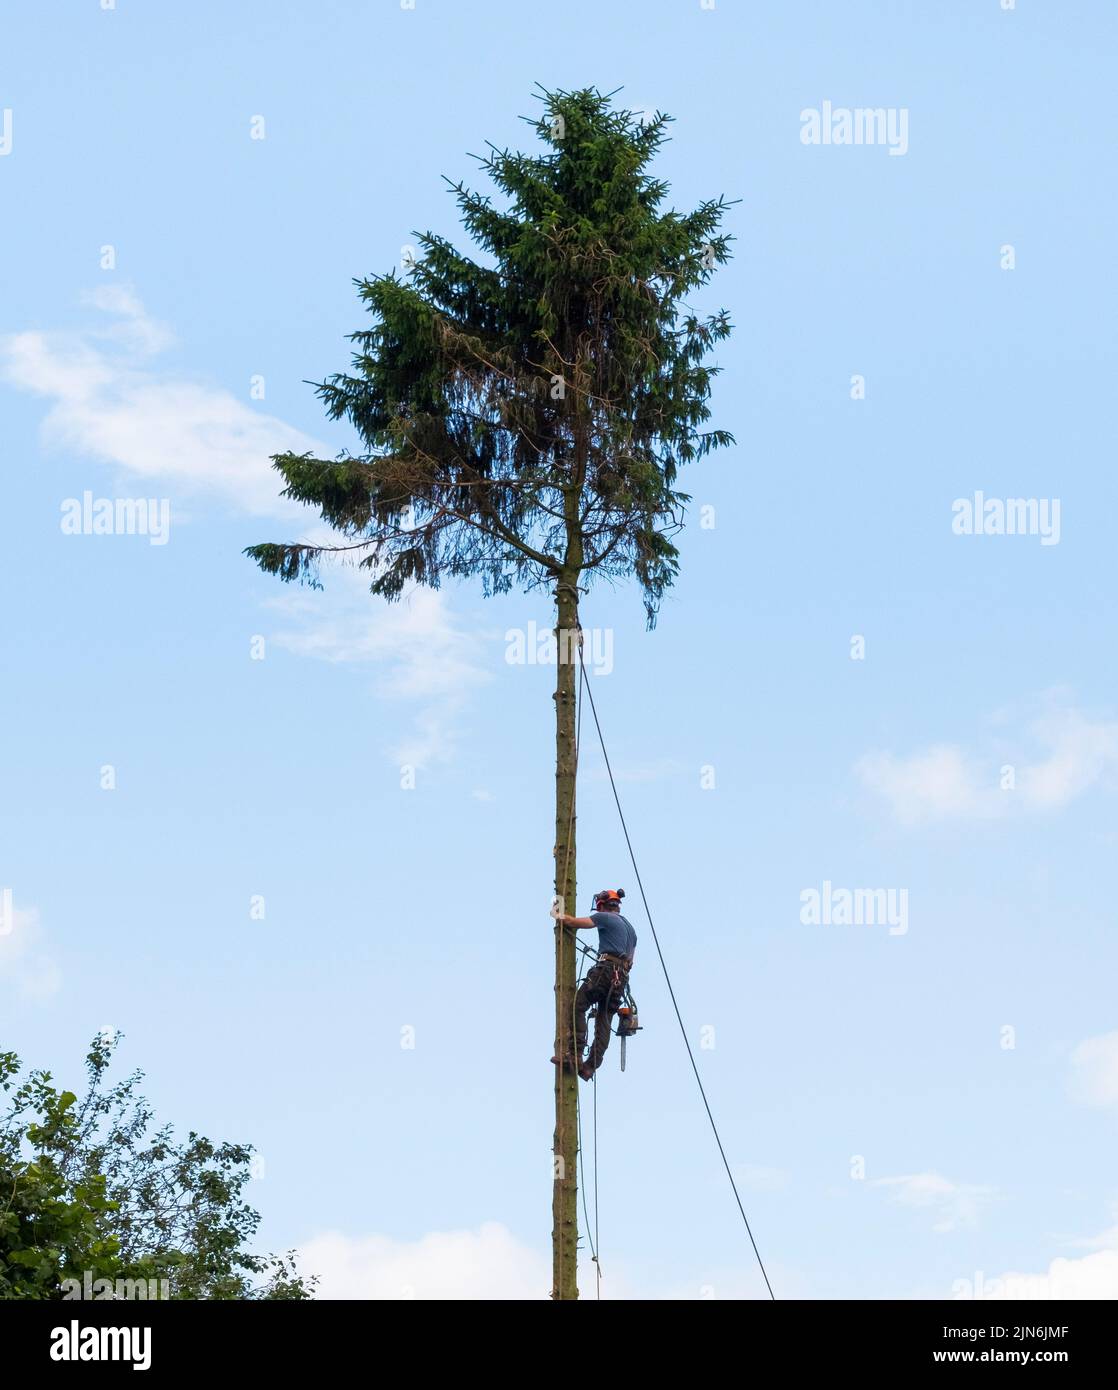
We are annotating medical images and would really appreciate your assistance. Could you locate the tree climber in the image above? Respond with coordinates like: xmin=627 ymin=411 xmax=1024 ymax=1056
xmin=552 ymin=890 xmax=637 ymax=1081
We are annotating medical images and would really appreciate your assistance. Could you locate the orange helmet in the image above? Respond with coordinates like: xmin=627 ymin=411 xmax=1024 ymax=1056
xmin=593 ymin=888 xmax=625 ymax=910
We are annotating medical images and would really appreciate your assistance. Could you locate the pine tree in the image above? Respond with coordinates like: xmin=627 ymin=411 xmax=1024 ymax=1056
xmin=246 ymin=86 xmax=733 ymax=1300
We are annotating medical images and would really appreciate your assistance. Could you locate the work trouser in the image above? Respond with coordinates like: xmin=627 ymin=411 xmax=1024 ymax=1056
xmin=574 ymin=957 xmax=630 ymax=1075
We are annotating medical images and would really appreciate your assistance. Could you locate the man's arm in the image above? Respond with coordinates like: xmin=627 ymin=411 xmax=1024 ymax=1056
xmin=557 ymin=914 xmax=596 ymax=930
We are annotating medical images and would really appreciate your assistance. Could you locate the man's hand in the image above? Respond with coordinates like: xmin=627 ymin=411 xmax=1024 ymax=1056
xmin=549 ymin=900 xmax=594 ymax=929
xmin=557 ymin=913 xmax=595 ymax=930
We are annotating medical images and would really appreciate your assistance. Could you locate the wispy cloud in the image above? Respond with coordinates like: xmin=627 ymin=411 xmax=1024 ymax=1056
xmin=734 ymin=1164 xmax=790 ymax=1193
xmin=857 ymin=744 xmax=992 ymax=825
xmin=0 ymin=901 xmax=61 ymax=1003
xmin=946 ymin=1215 xmax=1118 ymax=1296
xmin=857 ymin=696 xmax=1118 ymax=826
xmin=3 ymin=290 xmax=500 ymax=771
xmin=1069 ymin=1031 xmax=1118 ymax=1109
xmin=1 ymin=286 xmax=322 ymax=516
xmin=1018 ymin=705 xmax=1118 ymax=810
xmin=298 ymin=1222 xmax=549 ymax=1300
xmin=1065 ymin=1202 xmax=1118 ymax=1251
xmin=297 ymin=1222 xmax=789 ymax=1300
xmin=872 ymin=1172 xmax=995 ymax=1233
xmin=972 ymin=1249 xmax=1118 ymax=1300
xmin=267 ymin=555 xmax=491 ymax=769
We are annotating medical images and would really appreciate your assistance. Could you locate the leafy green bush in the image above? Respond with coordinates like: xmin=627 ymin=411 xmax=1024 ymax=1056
xmin=0 ymin=1035 xmax=313 ymax=1300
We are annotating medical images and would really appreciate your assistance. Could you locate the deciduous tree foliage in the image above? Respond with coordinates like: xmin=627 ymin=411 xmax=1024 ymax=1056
xmin=0 ymin=1035 xmax=312 ymax=1300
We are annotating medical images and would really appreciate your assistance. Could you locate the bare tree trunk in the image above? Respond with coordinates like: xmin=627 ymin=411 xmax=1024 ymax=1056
xmin=551 ymin=576 xmax=579 ymax=1300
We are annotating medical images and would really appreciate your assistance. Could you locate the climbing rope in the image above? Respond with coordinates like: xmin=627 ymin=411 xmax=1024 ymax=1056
xmin=571 ymin=654 xmax=604 ymax=1300
xmin=579 ymin=650 xmax=777 ymax=1302
xmin=592 ymin=1064 xmax=600 ymax=1292
xmin=573 ymin=944 xmax=602 ymax=1300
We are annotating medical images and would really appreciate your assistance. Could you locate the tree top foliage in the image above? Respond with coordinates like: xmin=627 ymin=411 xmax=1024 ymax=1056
xmin=248 ymin=85 xmax=735 ymax=623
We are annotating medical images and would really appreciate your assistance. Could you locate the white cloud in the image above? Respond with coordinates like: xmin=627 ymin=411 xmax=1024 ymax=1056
xmin=857 ymin=698 xmax=1118 ymax=825
xmin=394 ymin=705 xmax=462 ymax=770
xmin=856 ymin=744 xmax=993 ymax=825
xmin=975 ymin=1250 xmax=1118 ymax=1300
xmin=269 ymin=578 xmax=486 ymax=699
xmin=0 ymin=901 xmax=61 ymax=1002
xmin=4 ymin=291 xmax=503 ymax=770
xmin=967 ymin=1208 xmax=1118 ymax=1299
xmin=267 ymin=557 xmax=491 ymax=769
xmin=1069 ymin=1031 xmax=1118 ymax=1109
xmin=298 ymin=1223 xmax=549 ymax=1300
xmin=1018 ymin=706 xmax=1118 ymax=810
xmin=298 ymin=1223 xmax=803 ymax=1301
xmin=1 ymin=287 xmax=323 ymax=516
xmin=1065 ymin=1203 xmax=1118 ymax=1251
xmin=873 ymin=1172 xmax=995 ymax=1233
xmin=733 ymin=1164 xmax=789 ymax=1194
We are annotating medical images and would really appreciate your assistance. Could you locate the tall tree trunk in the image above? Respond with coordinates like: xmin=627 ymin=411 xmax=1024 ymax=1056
xmin=551 ymin=576 xmax=580 ymax=1300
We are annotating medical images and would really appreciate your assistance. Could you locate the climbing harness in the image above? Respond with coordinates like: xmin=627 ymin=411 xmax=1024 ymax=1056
xmin=588 ymin=888 xmax=640 ymax=1070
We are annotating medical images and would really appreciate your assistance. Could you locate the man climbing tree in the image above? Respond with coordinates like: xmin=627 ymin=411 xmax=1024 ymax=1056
xmin=555 ymin=888 xmax=638 ymax=1081
xmin=246 ymin=85 xmax=734 ymax=1301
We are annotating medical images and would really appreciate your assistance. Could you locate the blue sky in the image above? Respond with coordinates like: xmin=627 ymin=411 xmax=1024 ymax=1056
xmin=2 ymin=0 xmax=1117 ymax=1299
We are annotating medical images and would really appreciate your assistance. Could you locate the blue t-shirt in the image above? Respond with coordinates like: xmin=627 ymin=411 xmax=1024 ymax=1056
xmin=591 ymin=911 xmax=637 ymax=962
